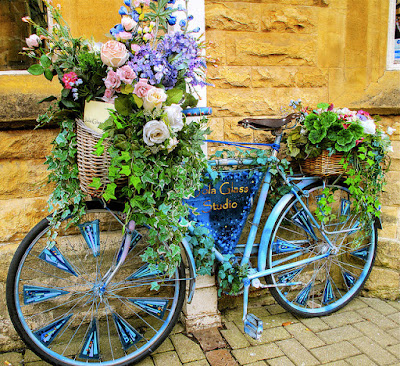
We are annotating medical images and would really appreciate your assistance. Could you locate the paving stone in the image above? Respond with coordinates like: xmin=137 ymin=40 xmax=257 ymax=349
xmin=170 ymin=334 xmax=205 ymax=364
xmin=310 ymin=340 xmax=360 ymax=363
xmin=353 ymin=321 xmax=397 ymax=347
xmin=24 ymin=361 xmax=51 ymax=366
xmin=185 ymin=360 xmax=210 ymax=366
xmin=388 ymin=312 xmax=400 ymax=325
xmin=317 ymin=324 xmax=363 ymax=344
xmin=387 ymin=301 xmax=400 ymax=311
xmin=220 ymin=322 xmax=251 ymax=349
xmin=350 ymin=336 xmax=398 ymax=365
xmin=192 ymin=327 xmax=226 ymax=352
xmin=387 ymin=327 xmax=400 ymax=341
xmin=322 ymin=361 xmax=350 ymax=366
xmin=337 ymin=298 xmax=368 ymax=312
xmin=284 ymin=322 xmax=325 ymax=349
xmin=153 ymin=351 xmax=182 ymax=366
xmin=264 ymin=304 xmax=287 ymax=315
xmin=206 ymin=349 xmax=237 ymax=366
xmin=136 ymin=357 xmax=156 ymax=366
xmin=356 ymin=307 xmax=398 ymax=330
xmin=247 ymin=326 xmax=291 ymax=346
xmin=361 ymin=298 xmax=399 ymax=315
xmin=346 ymin=354 xmax=378 ymax=366
xmin=245 ymin=361 xmax=267 ymax=366
xmin=266 ymin=355 xmax=295 ymax=366
xmin=299 ymin=317 xmax=330 ymax=332
xmin=23 ymin=350 xmax=41 ymax=363
xmin=232 ymin=343 xmax=283 ymax=364
xmin=0 ymin=352 xmax=23 ymax=366
xmin=153 ymin=337 xmax=174 ymax=354
xmin=255 ymin=313 xmax=298 ymax=330
xmin=276 ymin=338 xmax=320 ymax=366
xmin=387 ymin=344 xmax=400 ymax=359
xmin=322 ymin=311 xmax=364 ymax=328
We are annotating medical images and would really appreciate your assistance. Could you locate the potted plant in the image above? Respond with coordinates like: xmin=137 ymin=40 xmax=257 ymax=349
xmin=22 ymin=0 xmax=213 ymax=278
xmin=286 ymin=101 xmax=392 ymax=226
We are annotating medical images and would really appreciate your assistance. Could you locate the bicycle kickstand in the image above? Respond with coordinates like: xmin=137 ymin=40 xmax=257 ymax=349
xmin=242 ymin=278 xmax=263 ymax=340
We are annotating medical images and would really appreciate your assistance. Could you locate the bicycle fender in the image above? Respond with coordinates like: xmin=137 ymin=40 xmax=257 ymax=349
xmin=257 ymin=177 xmax=319 ymax=272
xmin=181 ymin=237 xmax=197 ymax=304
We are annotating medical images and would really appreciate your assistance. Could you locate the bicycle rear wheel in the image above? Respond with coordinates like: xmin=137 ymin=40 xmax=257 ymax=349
xmin=6 ymin=201 xmax=186 ymax=366
xmin=266 ymin=183 xmax=377 ymax=317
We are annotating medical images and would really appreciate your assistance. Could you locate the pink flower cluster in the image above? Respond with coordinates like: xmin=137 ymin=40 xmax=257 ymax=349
xmin=102 ymin=65 xmax=137 ymax=102
xmin=62 ymin=72 xmax=78 ymax=89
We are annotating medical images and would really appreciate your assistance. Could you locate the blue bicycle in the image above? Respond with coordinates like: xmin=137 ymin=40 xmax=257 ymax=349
xmin=6 ymin=109 xmax=377 ymax=365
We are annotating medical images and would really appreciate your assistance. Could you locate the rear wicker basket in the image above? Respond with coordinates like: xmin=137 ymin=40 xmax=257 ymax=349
xmin=300 ymin=150 xmax=346 ymax=177
xmin=76 ymin=119 xmax=127 ymax=197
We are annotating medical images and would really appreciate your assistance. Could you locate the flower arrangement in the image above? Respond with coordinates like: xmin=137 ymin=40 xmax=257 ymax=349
xmin=22 ymin=0 xmax=212 ymax=279
xmin=286 ymin=101 xmax=393 ymax=226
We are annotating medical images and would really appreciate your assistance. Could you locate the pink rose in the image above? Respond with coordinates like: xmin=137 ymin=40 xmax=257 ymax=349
xmin=133 ymin=78 xmax=154 ymax=98
xmin=26 ymin=34 xmax=40 ymax=48
xmin=102 ymin=88 xmax=116 ymax=103
xmin=121 ymin=17 xmax=136 ymax=31
xmin=101 ymin=40 xmax=129 ymax=68
xmin=104 ymin=70 xmax=121 ymax=89
xmin=118 ymin=31 xmax=133 ymax=40
xmin=116 ymin=65 xmax=137 ymax=85
xmin=131 ymin=44 xmax=141 ymax=54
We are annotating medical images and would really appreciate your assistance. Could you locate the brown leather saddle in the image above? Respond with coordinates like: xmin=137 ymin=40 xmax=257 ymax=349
xmin=238 ymin=112 xmax=301 ymax=131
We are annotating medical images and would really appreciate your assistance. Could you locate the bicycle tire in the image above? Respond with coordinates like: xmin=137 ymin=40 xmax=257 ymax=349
xmin=6 ymin=200 xmax=186 ymax=366
xmin=265 ymin=183 xmax=377 ymax=317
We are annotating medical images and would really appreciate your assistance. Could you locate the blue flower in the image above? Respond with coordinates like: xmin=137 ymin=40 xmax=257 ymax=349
xmin=168 ymin=15 xmax=177 ymax=26
xmin=124 ymin=0 xmax=131 ymax=6
xmin=119 ymin=6 xmax=128 ymax=15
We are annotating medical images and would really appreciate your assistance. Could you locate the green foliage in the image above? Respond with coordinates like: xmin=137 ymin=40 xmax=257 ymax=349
xmin=217 ymin=257 xmax=249 ymax=297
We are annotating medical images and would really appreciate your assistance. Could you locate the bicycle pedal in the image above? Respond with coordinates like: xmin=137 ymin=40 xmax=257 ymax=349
xmin=243 ymin=313 xmax=263 ymax=340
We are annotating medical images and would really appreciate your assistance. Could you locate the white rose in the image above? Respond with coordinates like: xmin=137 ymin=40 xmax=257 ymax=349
xmin=360 ymin=119 xmax=376 ymax=135
xmin=143 ymin=120 xmax=170 ymax=146
xmin=387 ymin=126 xmax=396 ymax=135
xmin=167 ymin=137 xmax=179 ymax=152
xmin=143 ymin=88 xmax=167 ymax=111
xmin=164 ymin=104 xmax=184 ymax=132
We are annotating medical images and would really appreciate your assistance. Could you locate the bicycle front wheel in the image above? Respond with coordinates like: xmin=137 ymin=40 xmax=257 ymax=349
xmin=6 ymin=201 xmax=186 ymax=366
xmin=266 ymin=183 xmax=377 ymax=317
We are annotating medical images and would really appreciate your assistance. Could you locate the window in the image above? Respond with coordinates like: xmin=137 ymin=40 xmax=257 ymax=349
xmin=0 ymin=0 xmax=47 ymax=71
xmin=387 ymin=0 xmax=400 ymax=70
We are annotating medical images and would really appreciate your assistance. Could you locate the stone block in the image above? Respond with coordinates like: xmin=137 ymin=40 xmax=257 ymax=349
xmin=182 ymin=275 xmax=221 ymax=332
xmin=375 ymin=238 xmax=400 ymax=270
xmin=205 ymin=31 xmax=226 ymax=65
xmin=170 ymin=334 xmax=205 ymax=364
xmin=208 ymin=66 xmax=251 ymax=88
xmin=191 ymin=327 xmax=226 ymax=352
xmin=0 ymin=352 xmax=23 ymax=366
xmin=365 ymin=266 xmax=400 ymax=300
xmin=276 ymin=338 xmax=320 ymax=365
xmin=207 ymin=118 xmax=224 ymax=142
xmin=260 ymin=5 xmax=317 ymax=34
xmin=0 ymin=242 xmax=19 ymax=282
xmin=251 ymin=67 xmax=296 ymax=88
xmin=381 ymin=172 xmax=400 ymax=206
xmin=224 ymin=117 xmax=253 ymax=142
xmin=205 ymin=3 xmax=260 ymax=31
xmin=226 ymin=33 xmax=317 ymax=66
xmin=0 ymin=129 xmax=55 ymax=159
xmin=231 ymin=343 xmax=283 ymax=364
xmin=0 ymin=159 xmax=52 ymax=199
xmin=153 ymin=351 xmax=182 ymax=366
xmin=350 ymin=336 xmax=398 ymax=365
xmin=379 ymin=207 xmax=399 ymax=240
xmin=0 ymin=197 xmax=48 ymax=243
xmin=205 ymin=349 xmax=237 ymax=366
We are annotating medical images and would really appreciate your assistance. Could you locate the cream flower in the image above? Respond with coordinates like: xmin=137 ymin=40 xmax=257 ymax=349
xmin=143 ymin=120 xmax=170 ymax=146
xmin=101 ymin=40 xmax=129 ymax=68
xmin=143 ymin=87 xmax=167 ymax=111
xmin=164 ymin=104 xmax=184 ymax=132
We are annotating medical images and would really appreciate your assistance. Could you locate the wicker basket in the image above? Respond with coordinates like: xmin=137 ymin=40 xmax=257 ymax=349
xmin=76 ymin=119 xmax=127 ymax=197
xmin=300 ymin=150 xmax=346 ymax=177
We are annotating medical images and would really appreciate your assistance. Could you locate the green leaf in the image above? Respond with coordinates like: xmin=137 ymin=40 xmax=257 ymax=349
xmin=115 ymin=95 xmax=133 ymax=116
xmin=40 ymin=55 xmax=52 ymax=68
xmin=166 ymin=88 xmax=184 ymax=106
xmin=44 ymin=68 xmax=54 ymax=81
xmin=27 ymin=64 xmax=44 ymax=76
xmin=89 ymin=177 xmax=102 ymax=189
xmin=132 ymin=94 xmax=143 ymax=108
xmin=120 ymin=165 xmax=131 ymax=176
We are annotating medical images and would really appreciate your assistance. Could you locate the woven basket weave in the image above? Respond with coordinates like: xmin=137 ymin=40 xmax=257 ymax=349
xmin=76 ymin=119 xmax=127 ymax=197
xmin=300 ymin=150 xmax=346 ymax=177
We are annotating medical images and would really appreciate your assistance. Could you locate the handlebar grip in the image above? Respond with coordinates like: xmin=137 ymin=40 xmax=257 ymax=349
xmin=182 ymin=107 xmax=212 ymax=117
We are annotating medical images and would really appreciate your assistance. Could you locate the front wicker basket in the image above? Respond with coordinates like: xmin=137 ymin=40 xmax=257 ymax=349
xmin=300 ymin=150 xmax=346 ymax=177
xmin=76 ymin=119 xmax=127 ymax=197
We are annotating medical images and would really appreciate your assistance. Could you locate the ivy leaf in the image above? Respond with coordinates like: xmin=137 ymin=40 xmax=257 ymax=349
xmin=150 ymin=281 xmax=161 ymax=291
xmin=120 ymin=165 xmax=131 ymax=176
xmin=27 ymin=64 xmax=44 ymax=76
xmin=89 ymin=177 xmax=102 ymax=189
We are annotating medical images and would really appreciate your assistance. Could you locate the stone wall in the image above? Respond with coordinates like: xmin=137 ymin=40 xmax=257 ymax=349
xmin=204 ymin=0 xmax=400 ymax=300
xmin=0 ymin=0 xmax=399 ymax=353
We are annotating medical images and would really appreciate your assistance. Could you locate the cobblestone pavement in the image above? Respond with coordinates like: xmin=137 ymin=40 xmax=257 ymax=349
xmin=1 ymin=297 xmax=399 ymax=366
